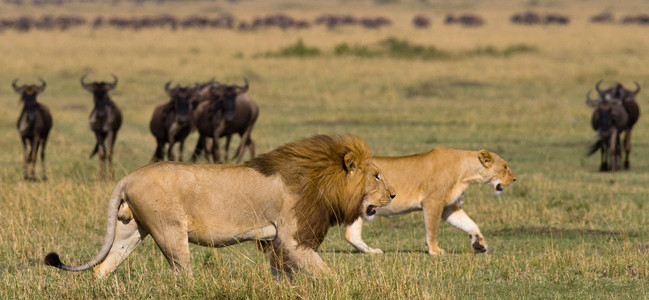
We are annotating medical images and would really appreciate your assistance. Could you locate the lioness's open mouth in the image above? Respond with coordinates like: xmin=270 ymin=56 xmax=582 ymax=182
xmin=495 ymin=184 xmax=503 ymax=192
xmin=366 ymin=205 xmax=377 ymax=216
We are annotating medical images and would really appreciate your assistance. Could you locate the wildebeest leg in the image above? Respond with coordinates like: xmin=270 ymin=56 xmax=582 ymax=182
xmin=152 ymin=138 xmax=165 ymax=162
xmin=211 ymin=130 xmax=221 ymax=163
xmin=599 ymin=141 xmax=609 ymax=172
xmin=234 ymin=127 xmax=254 ymax=163
xmin=247 ymin=138 xmax=255 ymax=160
xmin=167 ymin=123 xmax=178 ymax=161
xmin=190 ymin=135 xmax=205 ymax=162
xmin=178 ymin=140 xmax=185 ymax=162
xmin=40 ymin=138 xmax=48 ymax=181
xmin=94 ymin=132 xmax=107 ymax=180
xmin=21 ymin=137 xmax=30 ymax=180
xmin=623 ymin=129 xmax=632 ymax=169
xmin=28 ymin=136 xmax=41 ymax=181
xmin=224 ymin=135 xmax=233 ymax=162
xmin=609 ymin=129 xmax=620 ymax=171
xmin=105 ymin=130 xmax=117 ymax=180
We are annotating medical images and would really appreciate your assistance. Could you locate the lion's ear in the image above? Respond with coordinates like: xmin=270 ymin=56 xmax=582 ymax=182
xmin=478 ymin=149 xmax=493 ymax=168
xmin=343 ymin=152 xmax=357 ymax=175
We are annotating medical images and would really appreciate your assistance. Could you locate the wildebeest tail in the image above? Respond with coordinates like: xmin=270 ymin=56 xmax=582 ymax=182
xmin=90 ymin=143 xmax=99 ymax=158
xmin=587 ymin=140 xmax=601 ymax=156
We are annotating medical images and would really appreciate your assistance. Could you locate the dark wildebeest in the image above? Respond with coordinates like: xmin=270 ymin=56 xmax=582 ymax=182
xmin=13 ymin=78 xmax=52 ymax=181
xmin=191 ymin=79 xmax=258 ymax=163
xmin=586 ymin=80 xmax=641 ymax=171
xmin=149 ymin=82 xmax=195 ymax=162
xmin=81 ymin=74 xmax=122 ymax=180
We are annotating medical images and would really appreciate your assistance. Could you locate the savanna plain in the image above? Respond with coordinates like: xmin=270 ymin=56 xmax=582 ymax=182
xmin=1 ymin=0 xmax=649 ymax=298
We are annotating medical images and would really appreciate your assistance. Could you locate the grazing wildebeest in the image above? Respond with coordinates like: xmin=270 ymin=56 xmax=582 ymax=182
xmin=191 ymin=79 xmax=258 ymax=163
xmin=81 ymin=74 xmax=122 ymax=180
xmin=149 ymin=82 xmax=195 ymax=162
xmin=13 ymin=78 xmax=52 ymax=181
xmin=586 ymin=80 xmax=641 ymax=171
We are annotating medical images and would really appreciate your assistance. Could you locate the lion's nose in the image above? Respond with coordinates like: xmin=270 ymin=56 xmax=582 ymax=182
xmin=390 ymin=194 xmax=396 ymax=200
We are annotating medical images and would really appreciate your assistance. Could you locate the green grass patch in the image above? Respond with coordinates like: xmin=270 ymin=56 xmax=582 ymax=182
xmin=264 ymin=38 xmax=321 ymax=57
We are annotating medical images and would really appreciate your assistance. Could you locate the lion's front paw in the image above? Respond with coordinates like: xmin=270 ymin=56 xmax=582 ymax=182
xmin=367 ymin=247 xmax=384 ymax=254
xmin=428 ymin=247 xmax=446 ymax=255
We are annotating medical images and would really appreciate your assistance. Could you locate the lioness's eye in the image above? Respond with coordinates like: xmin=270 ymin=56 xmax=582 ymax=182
xmin=374 ymin=173 xmax=380 ymax=181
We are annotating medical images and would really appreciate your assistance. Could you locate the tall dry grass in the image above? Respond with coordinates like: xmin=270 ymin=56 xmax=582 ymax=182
xmin=1 ymin=0 xmax=649 ymax=298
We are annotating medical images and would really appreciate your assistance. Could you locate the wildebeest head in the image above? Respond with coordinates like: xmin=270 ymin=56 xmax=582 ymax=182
xmin=13 ymin=78 xmax=46 ymax=122
xmin=594 ymin=80 xmax=641 ymax=103
xmin=165 ymin=81 xmax=194 ymax=125
xmin=81 ymin=74 xmax=118 ymax=103
xmin=214 ymin=78 xmax=249 ymax=122
xmin=587 ymin=90 xmax=629 ymax=137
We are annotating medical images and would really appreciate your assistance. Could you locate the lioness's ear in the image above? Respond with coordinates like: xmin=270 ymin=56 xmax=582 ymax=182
xmin=343 ymin=152 xmax=356 ymax=175
xmin=478 ymin=149 xmax=493 ymax=168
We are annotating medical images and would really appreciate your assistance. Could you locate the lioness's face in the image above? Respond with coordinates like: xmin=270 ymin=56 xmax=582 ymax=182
xmin=479 ymin=151 xmax=516 ymax=195
xmin=360 ymin=162 xmax=396 ymax=221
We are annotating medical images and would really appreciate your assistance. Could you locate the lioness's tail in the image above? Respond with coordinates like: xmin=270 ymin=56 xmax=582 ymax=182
xmin=44 ymin=179 xmax=128 ymax=272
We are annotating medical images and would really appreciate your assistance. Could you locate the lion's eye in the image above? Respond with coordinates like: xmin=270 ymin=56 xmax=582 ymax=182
xmin=374 ymin=173 xmax=380 ymax=181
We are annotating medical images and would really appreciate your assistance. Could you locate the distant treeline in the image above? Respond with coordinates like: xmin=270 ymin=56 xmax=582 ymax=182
xmin=1 ymin=11 xmax=648 ymax=32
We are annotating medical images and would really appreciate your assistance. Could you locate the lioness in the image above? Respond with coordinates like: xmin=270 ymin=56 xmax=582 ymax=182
xmin=44 ymin=135 xmax=395 ymax=279
xmin=345 ymin=147 xmax=515 ymax=255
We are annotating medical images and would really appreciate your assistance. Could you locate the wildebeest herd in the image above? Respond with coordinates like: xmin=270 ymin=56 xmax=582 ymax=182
xmin=12 ymin=76 xmax=258 ymax=181
xmin=3 ymin=11 xmax=649 ymax=33
xmin=13 ymin=77 xmax=641 ymax=183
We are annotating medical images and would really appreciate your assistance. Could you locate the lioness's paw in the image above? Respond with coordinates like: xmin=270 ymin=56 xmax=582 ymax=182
xmin=471 ymin=235 xmax=488 ymax=253
xmin=367 ymin=248 xmax=384 ymax=254
xmin=428 ymin=247 xmax=446 ymax=255
xmin=472 ymin=241 xmax=488 ymax=253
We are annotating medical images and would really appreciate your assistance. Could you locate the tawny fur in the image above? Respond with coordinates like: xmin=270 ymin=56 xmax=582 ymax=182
xmin=44 ymin=134 xmax=395 ymax=279
xmin=345 ymin=147 xmax=516 ymax=255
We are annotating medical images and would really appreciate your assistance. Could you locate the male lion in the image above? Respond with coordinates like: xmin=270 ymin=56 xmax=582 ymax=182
xmin=44 ymin=135 xmax=395 ymax=279
xmin=345 ymin=147 xmax=515 ymax=255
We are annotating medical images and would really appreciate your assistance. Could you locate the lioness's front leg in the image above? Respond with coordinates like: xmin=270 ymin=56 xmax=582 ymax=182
xmin=345 ymin=217 xmax=383 ymax=254
xmin=422 ymin=201 xmax=446 ymax=255
xmin=442 ymin=205 xmax=487 ymax=253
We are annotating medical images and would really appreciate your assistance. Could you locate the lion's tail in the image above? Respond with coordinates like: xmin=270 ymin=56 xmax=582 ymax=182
xmin=44 ymin=179 xmax=128 ymax=272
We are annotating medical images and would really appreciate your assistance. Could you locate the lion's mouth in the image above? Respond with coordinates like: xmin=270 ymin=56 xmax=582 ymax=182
xmin=495 ymin=184 xmax=503 ymax=192
xmin=366 ymin=205 xmax=377 ymax=216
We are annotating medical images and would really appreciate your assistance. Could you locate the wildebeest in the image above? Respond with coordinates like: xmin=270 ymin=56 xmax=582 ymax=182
xmin=81 ymin=74 xmax=122 ymax=180
xmin=191 ymin=79 xmax=258 ymax=163
xmin=586 ymin=80 xmax=641 ymax=171
xmin=13 ymin=78 xmax=52 ymax=181
xmin=149 ymin=82 xmax=195 ymax=162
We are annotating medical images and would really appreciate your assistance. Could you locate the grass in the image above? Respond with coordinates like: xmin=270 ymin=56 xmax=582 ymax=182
xmin=2 ymin=0 xmax=649 ymax=298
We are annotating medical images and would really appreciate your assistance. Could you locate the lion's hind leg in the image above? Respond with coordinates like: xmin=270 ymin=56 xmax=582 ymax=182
xmin=148 ymin=222 xmax=192 ymax=275
xmin=93 ymin=215 xmax=149 ymax=278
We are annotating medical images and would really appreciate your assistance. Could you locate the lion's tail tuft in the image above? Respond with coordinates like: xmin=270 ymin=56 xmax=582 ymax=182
xmin=44 ymin=252 xmax=63 ymax=268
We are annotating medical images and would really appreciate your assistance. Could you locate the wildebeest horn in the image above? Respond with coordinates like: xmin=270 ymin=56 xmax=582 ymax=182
xmin=165 ymin=81 xmax=173 ymax=93
xmin=37 ymin=78 xmax=47 ymax=93
xmin=107 ymin=74 xmax=118 ymax=90
xmin=11 ymin=79 xmax=24 ymax=93
xmin=80 ymin=74 xmax=92 ymax=90
xmin=631 ymin=81 xmax=641 ymax=97
xmin=237 ymin=78 xmax=249 ymax=93
xmin=595 ymin=80 xmax=604 ymax=97
xmin=586 ymin=90 xmax=600 ymax=107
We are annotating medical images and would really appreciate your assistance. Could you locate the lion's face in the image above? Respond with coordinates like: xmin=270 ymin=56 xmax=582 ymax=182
xmin=360 ymin=161 xmax=396 ymax=221
xmin=478 ymin=150 xmax=516 ymax=195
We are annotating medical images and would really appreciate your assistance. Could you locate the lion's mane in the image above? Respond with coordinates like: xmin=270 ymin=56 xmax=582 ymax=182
xmin=246 ymin=134 xmax=372 ymax=250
